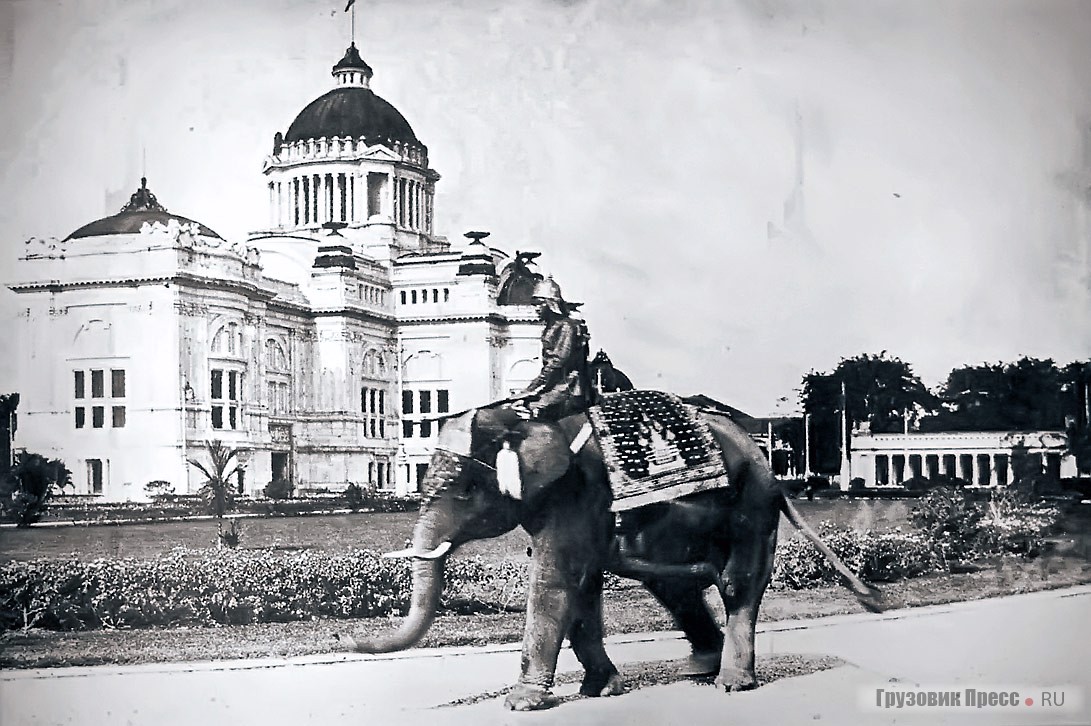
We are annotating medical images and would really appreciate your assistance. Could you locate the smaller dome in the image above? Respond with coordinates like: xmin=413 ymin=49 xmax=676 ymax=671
xmin=333 ymin=43 xmax=373 ymax=77
xmin=66 ymin=178 xmax=221 ymax=241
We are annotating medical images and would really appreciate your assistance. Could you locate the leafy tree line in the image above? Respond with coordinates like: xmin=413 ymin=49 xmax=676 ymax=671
xmin=799 ymin=353 xmax=1091 ymax=475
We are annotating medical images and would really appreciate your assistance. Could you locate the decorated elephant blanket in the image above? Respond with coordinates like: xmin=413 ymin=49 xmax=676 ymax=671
xmin=586 ymin=390 xmax=730 ymax=511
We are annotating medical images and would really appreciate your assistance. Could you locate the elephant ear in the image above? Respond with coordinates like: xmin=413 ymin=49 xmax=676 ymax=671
xmin=515 ymin=421 xmax=574 ymax=499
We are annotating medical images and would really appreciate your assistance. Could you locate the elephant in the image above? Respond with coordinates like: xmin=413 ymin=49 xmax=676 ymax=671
xmin=349 ymin=401 xmax=881 ymax=711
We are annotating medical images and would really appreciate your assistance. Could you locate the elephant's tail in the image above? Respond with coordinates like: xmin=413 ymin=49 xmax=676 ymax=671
xmin=779 ymin=495 xmax=885 ymax=613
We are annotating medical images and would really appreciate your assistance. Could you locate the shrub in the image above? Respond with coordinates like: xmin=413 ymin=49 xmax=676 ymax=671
xmin=144 ymin=480 xmax=175 ymax=500
xmin=772 ymin=523 xmax=941 ymax=589
xmin=344 ymin=483 xmax=365 ymax=509
xmin=910 ymin=486 xmax=1062 ymax=560
xmin=849 ymin=477 xmax=866 ymax=491
xmin=0 ymin=452 xmax=72 ymax=527
xmin=264 ymin=478 xmax=294 ymax=500
xmin=218 ymin=519 xmax=243 ymax=549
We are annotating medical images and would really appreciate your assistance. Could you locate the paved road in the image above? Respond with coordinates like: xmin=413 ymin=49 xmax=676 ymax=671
xmin=3 ymin=586 xmax=1089 ymax=726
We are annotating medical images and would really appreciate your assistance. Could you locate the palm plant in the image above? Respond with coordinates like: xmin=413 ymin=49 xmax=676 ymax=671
xmin=188 ymin=440 xmax=242 ymax=546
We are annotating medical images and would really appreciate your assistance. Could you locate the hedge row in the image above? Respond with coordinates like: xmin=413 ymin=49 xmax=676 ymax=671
xmin=0 ymin=549 xmax=524 ymax=632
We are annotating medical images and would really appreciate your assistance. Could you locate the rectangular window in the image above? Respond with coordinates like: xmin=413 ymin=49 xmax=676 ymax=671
xmin=402 ymin=390 xmax=414 ymax=414
xmin=111 ymin=370 xmax=126 ymax=398
xmin=74 ymin=371 xmax=85 ymax=399
xmin=112 ymin=406 xmax=126 ymax=428
xmin=88 ymin=459 xmax=103 ymax=495
xmin=211 ymin=370 xmax=223 ymax=400
xmin=875 ymin=454 xmax=889 ymax=485
xmin=369 ymin=419 xmax=376 ymax=438
xmin=411 ymin=290 xmax=418 ymax=304
xmin=437 ymin=389 xmax=449 ymax=413
xmin=212 ymin=406 xmax=224 ymax=429
xmin=378 ymin=390 xmax=385 ymax=414
xmin=379 ymin=419 xmax=385 ymax=438
xmin=92 ymin=406 xmax=105 ymax=428
xmin=420 ymin=419 xmax=432 ymax=438
xmin=228 ymin=406 xmax=237 ymax=429
xmin=925 ymin=454 xmax=939 ymax=480
xmin=368 ymin=462 xmax=376 ymax=484
xmin=91 ymin=370 xmax=104 ymax=398
xmin=75 ymin=407 xmax=85 ymax=429
xmin=996 ymin=454 xmax=1010 ymax=486
xmin=228 ymin=371 xmax=239 ymax=401
xmin=419 ymin=391 xmax=432 ymax=414
xmin=361 ymin=386 xmax=369 ymax=414
xmin=367 ymin=172 xmax=385 ymax=218
xmin=402 ymin=420 xmax=413 ymax=438
xmin=377 ymin=462 xmax=386 ymax=489
xmin=977 ymin=454 xmax=992 ymax=485
xmin=415 ymin=463 xmax=428 ymax=489
xmin=400 ymin=291 xmax=407 ymax=305
xmin=369 ymin=389 xmax=377 ymax=414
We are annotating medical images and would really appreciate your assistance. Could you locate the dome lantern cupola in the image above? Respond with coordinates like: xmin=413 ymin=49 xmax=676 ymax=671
xmin=332 ymin=43 xmax=373 ymax=89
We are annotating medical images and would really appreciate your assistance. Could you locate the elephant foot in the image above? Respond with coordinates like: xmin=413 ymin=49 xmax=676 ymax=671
xmin=504 ymin=683 xmax=559 ymax=711
xmin=714 ymin=668 xmax=758 ymax=692
xmin=681 ymin=650 xmax=721 ymax=677
xmin=579 ymin=670 xmax=625 ymax=697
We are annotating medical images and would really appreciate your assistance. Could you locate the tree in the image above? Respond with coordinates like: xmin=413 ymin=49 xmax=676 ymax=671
xmin=801 ymin=353 xmax=935 ymax=473
xmin=0 ymin=393 xmax=19 ymax=477
xmin=1 ymin=451 xmax=71 ymax=527
xmin=1062 ymin=361 xmax=1091 ymax=474
xmin=924 ymin=357 xmax=1069 ymax=432
xmin=189 ymin=440 xmax=242 ymax=546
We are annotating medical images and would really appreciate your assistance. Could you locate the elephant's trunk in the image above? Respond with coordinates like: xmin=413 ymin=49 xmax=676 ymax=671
xmin=350 ymin=512 xmax=447 ymax=654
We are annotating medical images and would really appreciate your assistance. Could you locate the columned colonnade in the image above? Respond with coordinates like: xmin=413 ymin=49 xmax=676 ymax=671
xmin=268 ymin=171 xmax=432 ymax=231
xmin=871 ymin=449 xmax=1062 ymax=486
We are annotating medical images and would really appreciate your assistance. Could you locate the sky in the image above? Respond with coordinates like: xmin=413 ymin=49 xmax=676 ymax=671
xmin=1 ymin=0 xmax=1090 ymax=415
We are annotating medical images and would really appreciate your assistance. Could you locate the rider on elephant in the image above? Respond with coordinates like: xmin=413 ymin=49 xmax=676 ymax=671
xmin=512 ymin=276 xmax=591 ymax=421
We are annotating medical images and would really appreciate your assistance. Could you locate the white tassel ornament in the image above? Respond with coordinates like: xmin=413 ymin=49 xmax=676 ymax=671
xmin=496 ymin=441 xmax=522 ymax=500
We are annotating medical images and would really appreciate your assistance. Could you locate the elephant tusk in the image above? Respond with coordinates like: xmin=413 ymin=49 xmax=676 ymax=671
xmin=382 ymin=541 xmax=453 ymax=560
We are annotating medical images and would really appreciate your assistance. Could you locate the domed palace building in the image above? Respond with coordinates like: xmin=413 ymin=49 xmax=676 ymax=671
xmin=7 ymin=43 xmax=560 ymax=500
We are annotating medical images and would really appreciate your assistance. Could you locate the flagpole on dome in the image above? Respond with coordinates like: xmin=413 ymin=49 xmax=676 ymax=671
xmin=345 ymin=0 xmax=356 ymax=44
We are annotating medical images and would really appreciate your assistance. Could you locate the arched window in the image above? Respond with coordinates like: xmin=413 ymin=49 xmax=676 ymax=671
xmin=265 ymin=339 xmax=288 ymax=372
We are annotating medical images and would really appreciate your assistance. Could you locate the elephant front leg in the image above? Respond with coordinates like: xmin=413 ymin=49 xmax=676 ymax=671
xmin=505 ymin=573 xmax=573 ymax=711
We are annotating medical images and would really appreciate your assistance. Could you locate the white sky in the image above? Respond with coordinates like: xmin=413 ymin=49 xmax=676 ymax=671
xmin=1 ymin=0 xmax=1090 ymax=415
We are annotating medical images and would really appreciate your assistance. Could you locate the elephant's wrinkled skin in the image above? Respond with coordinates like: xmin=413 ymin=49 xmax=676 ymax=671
xmin=349 ymin=406 xmax=880 ymax=711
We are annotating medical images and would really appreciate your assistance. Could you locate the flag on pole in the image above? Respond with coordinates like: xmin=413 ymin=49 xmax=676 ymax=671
xmin=345 ymin=0 xmax=355 ymax=10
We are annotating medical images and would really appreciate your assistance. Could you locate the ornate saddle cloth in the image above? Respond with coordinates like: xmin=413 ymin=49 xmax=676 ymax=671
xmin=587 ymin=390 xmax=730 ymax=512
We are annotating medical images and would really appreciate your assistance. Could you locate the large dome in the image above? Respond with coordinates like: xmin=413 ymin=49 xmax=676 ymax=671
xmin=284 ymin=87 xmax=420 ymax=146
xmin=65 ymin=178 xmax=221 ymax=241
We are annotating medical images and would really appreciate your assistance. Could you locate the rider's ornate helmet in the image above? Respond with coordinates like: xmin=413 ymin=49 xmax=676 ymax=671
xmin=531 ymin=276 xmax=566 ymax=314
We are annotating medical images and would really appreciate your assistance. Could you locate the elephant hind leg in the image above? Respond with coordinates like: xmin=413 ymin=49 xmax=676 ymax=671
xmin=567 ymin=577 xmax=625 ymax=697
xmin=643 ymin=579 xmax=724 ymax=676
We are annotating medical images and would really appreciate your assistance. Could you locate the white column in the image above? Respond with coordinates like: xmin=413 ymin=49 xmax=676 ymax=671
xmin=340 ymin=173 xmax=347 ymax=222
xmin=349 ymin=174 xmax=356 ymax=222
xmin=274 ymin=180 xmax=283 ymax=227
